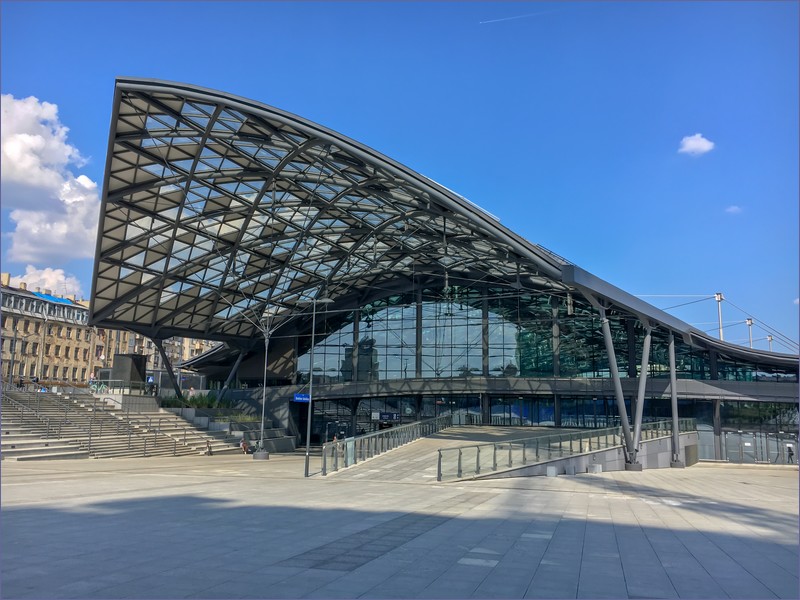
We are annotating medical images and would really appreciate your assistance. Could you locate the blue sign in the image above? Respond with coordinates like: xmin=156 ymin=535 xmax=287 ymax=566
xmin=380 ymin=412 xmax=400 ymax=421
xmin=294 ymin=393 xmax=311 ymax=403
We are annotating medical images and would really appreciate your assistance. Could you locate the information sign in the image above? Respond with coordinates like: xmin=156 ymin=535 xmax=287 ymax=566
xmin=293 ymin=393 xmax=310 ymax=403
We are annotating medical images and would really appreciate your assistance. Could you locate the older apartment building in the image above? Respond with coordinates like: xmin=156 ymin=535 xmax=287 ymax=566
xmin=0 ymin=273 xmax=216 ymax=387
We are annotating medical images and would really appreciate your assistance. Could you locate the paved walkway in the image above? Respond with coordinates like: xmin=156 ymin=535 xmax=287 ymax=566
xmin=1 ymin=444 xmax=797 ymax=599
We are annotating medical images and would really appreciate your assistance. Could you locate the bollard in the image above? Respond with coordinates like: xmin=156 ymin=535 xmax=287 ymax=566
xmin=508 ymin=443 xmax=513 ymax=468
xmin=437 ymin=450 xmax=442 ymax=482
xmin=522 ymin=442 xmax=527 ymax=465
xmin=492 ymin=444 xmax=497 ymax=471
xmin=476 ymin=446 xmax=481 ymax=474
xmin=457 ymin=448 xmax=463 ymax=478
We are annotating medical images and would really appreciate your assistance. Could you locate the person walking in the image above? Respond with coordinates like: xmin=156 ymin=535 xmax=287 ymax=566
xmin=787 ymin=445 xmax=794 ymax=464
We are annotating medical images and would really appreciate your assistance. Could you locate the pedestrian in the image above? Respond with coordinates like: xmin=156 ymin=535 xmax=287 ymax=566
xmin=205 ymin=440 xmax=213 ymax=456
xmin=240 ymin=439 xmax=249 ymax=454
xmin=787 ymin=446 xmax=794 ymax=464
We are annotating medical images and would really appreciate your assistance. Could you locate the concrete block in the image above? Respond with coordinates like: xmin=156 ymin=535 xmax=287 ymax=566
xmin=564 ymin=464 xmax=576 ymax=475
xmin=546 ymin=466 xmax=557 ymax=477
xmin=253 ymin=451 xmax=270 ymax=460
xmin=588 ymin=464 xmax=602 ymax=474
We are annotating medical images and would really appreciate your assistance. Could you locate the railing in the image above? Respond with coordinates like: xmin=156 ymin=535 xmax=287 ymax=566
xmin=321 ymin=414 xmax=453 ymax=476
xmin=436 ymin=418 xmax=696 ymax=481
xmin=2 ymin=389 xmax=187 ymax=457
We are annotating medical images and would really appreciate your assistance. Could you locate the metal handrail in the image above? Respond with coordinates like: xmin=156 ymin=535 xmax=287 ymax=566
xmin=436 ymin=418 xmax=697 ymax=481
xmin=321 ymin=414 xmax=453 ymax=476
xmin=2 ymin=390 xmax=189 ymax=457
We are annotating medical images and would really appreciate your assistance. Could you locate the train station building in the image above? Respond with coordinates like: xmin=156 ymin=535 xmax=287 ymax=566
xmin=89 ymin=78 xmax=798 ymax=465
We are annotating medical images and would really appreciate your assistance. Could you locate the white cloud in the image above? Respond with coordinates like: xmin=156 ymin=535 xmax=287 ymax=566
xmin=678 ymin=133 xmax=715 ymax=156
xmin=725 ymin=205 xmax=742 ymax=214
xmin=794 ymin=298 xmax=799 ymax=306
xmin=0 ymin=94 xmax=99 ymax=264
xmin=9 ymin=266 xmax=84 ymax=298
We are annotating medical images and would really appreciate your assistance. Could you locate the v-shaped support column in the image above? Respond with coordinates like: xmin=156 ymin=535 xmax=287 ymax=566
xmin=632 ymin=324 xmax=653 ymax=454
xmin=216 ymin=349 xmax=246 ymax=402
xmin=153 ymin=339 xmax=182 ymax=399
xmin=595 ymin=305 xmax=636 ymax=463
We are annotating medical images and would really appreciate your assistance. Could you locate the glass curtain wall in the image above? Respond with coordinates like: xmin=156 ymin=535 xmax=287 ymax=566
xmin=295 ymin=285 xmax=795 ymax=388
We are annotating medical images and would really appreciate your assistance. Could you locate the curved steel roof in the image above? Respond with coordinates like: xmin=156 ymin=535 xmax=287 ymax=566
xmin=89 ymin=78 xmax=798 ymax=370
xmin=90 ymin=78 xmax=573 ymax=341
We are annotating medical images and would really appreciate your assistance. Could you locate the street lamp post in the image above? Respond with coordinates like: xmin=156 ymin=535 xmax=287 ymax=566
xmin=304 ymin=296 xmax=333 ymax=478
xmin=257 ymin=308 xmax=277 ymax=456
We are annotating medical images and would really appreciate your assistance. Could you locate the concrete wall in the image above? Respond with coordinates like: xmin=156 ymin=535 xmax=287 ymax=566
xmin=475 ymin=432 xmax=698 ymax=479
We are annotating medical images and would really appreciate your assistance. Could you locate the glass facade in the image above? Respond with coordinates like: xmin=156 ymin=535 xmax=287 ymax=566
xmin=295 ymin=286 xmax=797 ymax=385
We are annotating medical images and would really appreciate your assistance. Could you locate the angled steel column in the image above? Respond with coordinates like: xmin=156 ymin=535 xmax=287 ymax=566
xmin=632 ymin=324 xmax=653 ymax=452
xmin=216 ymin=349 xmax=246 ymax=403
xmin=153 ymin=339 xmax=182 ymax=398
xmin=598 ymin=305 xmax=635 ymax=463
xmin=668 ymin=332 xmax=684 ymax=467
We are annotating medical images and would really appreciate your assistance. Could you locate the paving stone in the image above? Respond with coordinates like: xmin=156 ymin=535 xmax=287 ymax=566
xmin=1 ymin=449 xmax=797 ymax=599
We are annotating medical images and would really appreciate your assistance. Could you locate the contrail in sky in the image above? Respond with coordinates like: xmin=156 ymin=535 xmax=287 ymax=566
xmin=479 ymin=11 xmax=558 ymax=25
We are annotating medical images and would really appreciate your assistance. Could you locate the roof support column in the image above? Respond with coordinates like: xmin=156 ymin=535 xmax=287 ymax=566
xmin=597 ymin=305 xmax=636 ymax=464
xmin=482 ymin=293 xmax=489 ymax=377
xmin=153 ymin=339 xmax=182 ymax=399
xmin=669 ymin=332 xmax=685 ymax=467
xmin=632 ymin=324 xmax=653 ymax=454
xmin=551 ymin=297 xmax=560 ymax=377
xmin=216 ymin=349 xmax=246 ymax=403
xmin=415 ymin=287 xmax=423 ymax=378
xmin=351 ymin=311 xmax=360 ymax=382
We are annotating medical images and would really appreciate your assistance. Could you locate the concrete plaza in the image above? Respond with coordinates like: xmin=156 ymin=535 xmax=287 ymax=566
xmin=1 ymin=448 xmax=797 ymax=599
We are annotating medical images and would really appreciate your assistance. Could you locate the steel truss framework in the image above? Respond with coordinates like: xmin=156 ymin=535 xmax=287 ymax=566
xmin=91 ymin=79 xmax=796 ymax=463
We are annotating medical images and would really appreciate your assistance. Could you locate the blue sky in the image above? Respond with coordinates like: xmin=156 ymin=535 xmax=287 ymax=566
xmin=1 ymin=1 xmax=798 ymax=352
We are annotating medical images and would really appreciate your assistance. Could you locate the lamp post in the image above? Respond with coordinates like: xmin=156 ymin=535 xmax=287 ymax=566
xmin=258 ymin=307 xmax=277 ymax=455
xmin=304 ymin=296 xmax=333 ymax=477
xmin=714 ymin=293 xmax=724 ymax=341
xmin=746 ymin=318 xmax=753 ymax=349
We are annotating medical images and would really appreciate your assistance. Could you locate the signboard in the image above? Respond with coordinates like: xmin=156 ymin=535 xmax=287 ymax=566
xmin=293 ymin=393 xmax=311 ymax=403
xmin=380 ymin=412 xmax=401 ymax=421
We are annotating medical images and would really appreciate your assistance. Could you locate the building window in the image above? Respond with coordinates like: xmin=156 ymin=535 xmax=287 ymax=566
xmin=71 ymin=367 xmax=78 ymax=381
xmin=55 ymin=345 xmax=61 ymax=357
xmin=43 ymin=365 xmax=49 ymax=378
xmin=45 ymin=343 xmax=52 ymax=356
xmin=81 ymin=368 xmax=87 ymax=381
xmin=74 ymin=347 xmax=79 ymax=359
xmin=23 ymin=320 xmax=30 ymax=333
xmin=61 ymin=367 xmax=68 ymax=379
xmin=57 ymin=326 xmax=63 ymax=337
xmin=66 ymin=327 xmax=72 ymax=339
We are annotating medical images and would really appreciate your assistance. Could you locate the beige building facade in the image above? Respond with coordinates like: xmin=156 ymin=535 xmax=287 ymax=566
xmin=0 ymin=273 xmax=215 ymax=388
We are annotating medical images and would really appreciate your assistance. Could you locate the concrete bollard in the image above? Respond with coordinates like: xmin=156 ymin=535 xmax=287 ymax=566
xmin=546 ymin=466 xmax=557 ymax=477
xmin=253 ymin=451 xmax=269 ymax=460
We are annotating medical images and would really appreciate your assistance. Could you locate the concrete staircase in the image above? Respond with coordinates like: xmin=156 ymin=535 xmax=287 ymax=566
xmin=1 ymin=390 xmax=240 ymax=460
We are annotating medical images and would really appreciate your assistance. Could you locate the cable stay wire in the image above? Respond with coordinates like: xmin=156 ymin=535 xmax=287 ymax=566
xmin=722 ymin=298 xmax=799 ymax=351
